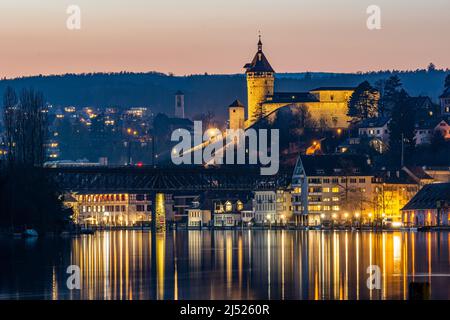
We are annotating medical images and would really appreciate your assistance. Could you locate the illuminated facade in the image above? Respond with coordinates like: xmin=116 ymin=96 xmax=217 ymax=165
xmin=402 ymin=183 xmax=450 ymax=227
xmin=292 ymin=155 xmax=375 ymax=226
xmin=243 ymin=37 xmax=354 ymax=128
xmin=253 ymin=190 xmax=292 ymax=224
xmin=75 ymin=193 xmax=151 ymax=226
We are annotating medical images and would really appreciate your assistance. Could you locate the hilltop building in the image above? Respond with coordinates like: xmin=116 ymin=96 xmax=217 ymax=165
xmin=440 ymin=88 xmax=450 ymax=116
xmin=242 ymin=36 xmax=355 ymax=127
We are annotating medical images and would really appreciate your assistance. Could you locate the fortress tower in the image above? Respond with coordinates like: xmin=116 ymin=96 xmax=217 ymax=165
xmin=244 ymin=36 xmax=275 ymax=125
xmin=228 ymin=99 xmax=245 ymax=130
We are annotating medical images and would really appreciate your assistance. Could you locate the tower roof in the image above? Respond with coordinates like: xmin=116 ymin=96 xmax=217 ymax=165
xmin=228 ymin=99 xmax=245 ymax=108
xmin=243 ymin=36 xmax=275 ymax=73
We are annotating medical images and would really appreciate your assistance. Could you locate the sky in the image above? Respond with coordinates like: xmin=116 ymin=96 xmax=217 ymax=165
xmin=0 ymin=0 xmax=449 ymax=79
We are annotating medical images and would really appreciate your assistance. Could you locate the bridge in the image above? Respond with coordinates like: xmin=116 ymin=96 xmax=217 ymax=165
xmin=47 ymin=164 xmax=294 ymax=193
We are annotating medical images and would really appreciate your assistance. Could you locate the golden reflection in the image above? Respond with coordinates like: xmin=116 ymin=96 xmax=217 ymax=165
xmin=64 ymin=230 xmax=449 ymax=300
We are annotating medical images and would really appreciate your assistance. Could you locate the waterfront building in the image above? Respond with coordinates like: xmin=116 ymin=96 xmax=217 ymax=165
xmin=243 ymin=37 xmax=355 ymax=128
xmin=402 ymin=183 xmax=450 ymax=227
xmin=187 ymin=201 xmax=211 ymax=228
xmin=253 ymin=190 xmax=292 ymax=225
xmin=291 ymin=155 xmax=374 ymax=226
xmin=373 ymin=169 xmax=422 ymax=223
xmin=213 ymin=199 xmax=250 ymax=228
xmin=74 ymin=193 xmax=152 ymax=226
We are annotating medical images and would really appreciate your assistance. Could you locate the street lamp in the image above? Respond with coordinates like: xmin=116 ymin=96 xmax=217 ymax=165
xmin=266 ymin=214 xmax=271 ymax=229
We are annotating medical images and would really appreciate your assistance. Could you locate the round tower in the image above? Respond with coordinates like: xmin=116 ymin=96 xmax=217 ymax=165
xmin=243 ymin=36 xmax=275 ymax=125
xmin=228 ymin=99 xmax=245 ymax=130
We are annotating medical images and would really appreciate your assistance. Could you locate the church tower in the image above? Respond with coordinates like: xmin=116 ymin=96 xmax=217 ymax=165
xmin=244 ymin=36 xmax=275 ymax=125
xmin=174 ymin=90 xmax=185 ymax=118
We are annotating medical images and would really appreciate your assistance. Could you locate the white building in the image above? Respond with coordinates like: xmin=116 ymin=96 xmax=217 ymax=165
xmin=253 ymin=190 xmax=292 ymax=224
xmin=414 ymin=119 xmax=450 ymax=145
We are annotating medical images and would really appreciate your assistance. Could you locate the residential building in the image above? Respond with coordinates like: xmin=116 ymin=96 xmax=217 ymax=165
xmin=414 ymin=118 xmax=450 ymax=145
xmin=187 ymin=201 xmax=212 ymax=228
xmin=291 ymin=155 xmax=374 ymax=226
xmin=402 ymin=183 xmax=450 ymax=227
xmin=440 ymin=88 xmax=450 ymax=116
xmin=373 ymin=169 xmax=422 ymax=223
xmin=357 ymin=117 xmax=390 ymax=152
xmin=213 ymin=199 xmax=251 ymax=228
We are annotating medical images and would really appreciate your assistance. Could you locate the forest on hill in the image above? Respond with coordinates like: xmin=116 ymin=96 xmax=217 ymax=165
xmin=0 ymin=68 xmax=448 ymax=121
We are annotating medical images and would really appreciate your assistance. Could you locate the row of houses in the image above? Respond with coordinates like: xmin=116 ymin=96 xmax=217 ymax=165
xmin=65 ymin=155 xmax=450 ymax=228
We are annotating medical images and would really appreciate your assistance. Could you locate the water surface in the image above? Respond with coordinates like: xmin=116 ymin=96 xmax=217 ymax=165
xmin=0 ymin=230 xmax=449 ymax=300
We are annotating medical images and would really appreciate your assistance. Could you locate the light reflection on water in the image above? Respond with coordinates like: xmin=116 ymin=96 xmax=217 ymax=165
xmin=0 ymin=230 xmax=449 ymax=300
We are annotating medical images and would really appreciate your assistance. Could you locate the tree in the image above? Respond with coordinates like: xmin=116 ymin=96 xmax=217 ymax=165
xmin=1 ymin=87 xmax=69 ymax=233
xmin=445 ymin=74 xmax=450 ymax=89
xmin=381 ymin=75 xmax=402 ymax=116
xmin=388 ymin=89 xmax=415 ymax=166
xmin=3 ymin=88 xmax=47 ymax=167
xmin=347 ymin=81 xmax=379 ymax=123
xmin=427 ymin=62 xmax=436 ymax=72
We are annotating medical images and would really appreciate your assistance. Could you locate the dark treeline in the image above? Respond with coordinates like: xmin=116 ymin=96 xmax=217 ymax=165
xmin=0 ymin=68 xmax=447 ymax=121
xmin=0 ymin=87 xmax=70 ymax=233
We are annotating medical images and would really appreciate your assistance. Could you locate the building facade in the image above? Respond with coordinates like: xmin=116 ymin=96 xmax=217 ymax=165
xmin=291 ymin=155 xmax=375 ymax=226
xmin=242 ymin=37 xmax=355 ymax=129
xmin=75 ymin=193 xmax=152 ymax=226
xmin=402 ymin=183 xmax=450 ymax=227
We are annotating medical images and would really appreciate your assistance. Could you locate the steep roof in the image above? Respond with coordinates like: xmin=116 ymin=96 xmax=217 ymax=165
xmin=296 ymin=154 xmax=373 ymax=177
xmin=402 ymin=183 xmax=450 ymax=210
xmin=357 ymin=117 xmax=390 ymax=129
xmin=228 ymin=99 xmax=245 ymax=108
xmin=244 ymin=38 xmax=275 ymax=73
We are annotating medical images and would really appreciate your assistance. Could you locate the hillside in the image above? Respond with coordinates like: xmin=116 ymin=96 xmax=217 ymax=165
xmin=0 ymin=70 xmax=448 ymax=121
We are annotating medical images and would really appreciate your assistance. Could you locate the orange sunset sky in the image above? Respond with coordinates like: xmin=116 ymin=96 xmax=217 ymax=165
xmin=0 ymin=0 xmax=449 ymax=79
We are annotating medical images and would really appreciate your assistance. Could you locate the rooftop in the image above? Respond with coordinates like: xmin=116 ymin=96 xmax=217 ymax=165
xmin=243 ymin=37 xmax=275 ymax=73
xmin=358 ymin=117 xmax=390 ymax=128
xmin=310 ymin=86 xmax=356 ymax=91
xmin=296 ymin=154 xmax=372 ymax=177
xmin=402 ymin=183 xmax=450 ymax=211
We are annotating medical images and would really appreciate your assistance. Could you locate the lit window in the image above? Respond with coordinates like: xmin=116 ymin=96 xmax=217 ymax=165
xmin=225 ymin=201 xmax=232 ymax=212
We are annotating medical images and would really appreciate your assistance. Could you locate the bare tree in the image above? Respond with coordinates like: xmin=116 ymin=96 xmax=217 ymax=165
xmin=3 ymin=88 xmax=47 ymax=168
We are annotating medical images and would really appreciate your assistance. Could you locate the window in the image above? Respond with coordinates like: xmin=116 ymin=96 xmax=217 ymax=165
xmin=350 ymin=178 xmax=357 ymax=183
xmin=332 ymin=187 xmax=339 ymax=193
xmin=332 ymin=205 xmax=340 ymax=211
xmin=323 ymin=187 xmax=330 ymax=193
xmin=359 ymin=178 xmax=366 ymax=183
xmin=225 ymin=201 xmax=232 ymax=212
xmin=236 ymin=200 xmax=243 ymax=211
xmin=332 ymin=197 xmax=339 ymax=201
xmin=136 ymin=205 xmax=145 ymax=212
xmin=323 ymin=178 xmax=330 ymax=183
